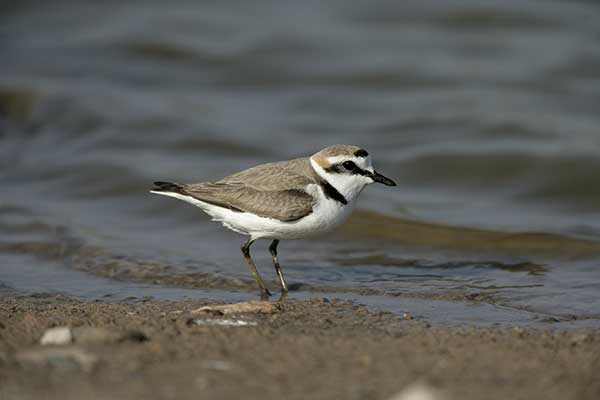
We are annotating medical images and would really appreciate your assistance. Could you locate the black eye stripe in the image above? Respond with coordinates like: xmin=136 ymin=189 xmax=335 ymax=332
xmin=354 ymin=167 xmax=369 ymax=176
xmin=324 ymin=162 xmax=368 ymax=176
xmin=324 ymin=164 xmax=345 ymax=174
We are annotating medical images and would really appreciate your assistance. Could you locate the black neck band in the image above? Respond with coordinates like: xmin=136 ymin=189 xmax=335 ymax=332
xmin=318 ymin=179 xmax=347 ymax=205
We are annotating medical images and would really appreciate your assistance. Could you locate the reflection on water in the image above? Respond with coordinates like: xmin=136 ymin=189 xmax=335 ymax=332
xmin=1 ymin=0 xmax=600 ymax=326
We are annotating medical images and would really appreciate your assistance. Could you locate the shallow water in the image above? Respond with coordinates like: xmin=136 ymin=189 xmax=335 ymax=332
xmin=1 ymin=0 xmax=600 ymax=327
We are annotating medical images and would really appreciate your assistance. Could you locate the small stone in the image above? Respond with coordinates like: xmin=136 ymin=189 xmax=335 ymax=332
xmin=387 ymin=383 xmax=445 ymax=400
xmin=40 ymin=327 xmax=73 ymax=346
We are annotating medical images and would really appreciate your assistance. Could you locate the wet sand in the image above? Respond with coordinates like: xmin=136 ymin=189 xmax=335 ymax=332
xmin=1 ymin=295 xmax=599 ymax=400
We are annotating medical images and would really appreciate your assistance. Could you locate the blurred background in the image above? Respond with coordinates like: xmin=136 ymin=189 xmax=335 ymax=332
xmin=1 ymin=0 xmax=600 ymax=325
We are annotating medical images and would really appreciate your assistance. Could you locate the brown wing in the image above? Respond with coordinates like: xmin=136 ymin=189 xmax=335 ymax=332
xmin=218 ymin=157 xmax=316 ymax=191
xmin=181 ymin=182 xmax=315 ymax=222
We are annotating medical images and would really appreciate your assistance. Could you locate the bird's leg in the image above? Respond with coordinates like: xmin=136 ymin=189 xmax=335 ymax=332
xmin=269 ymin=239 xmax=288 ymax=294
xmin=241 ymin=239 xmax=272 ymax=299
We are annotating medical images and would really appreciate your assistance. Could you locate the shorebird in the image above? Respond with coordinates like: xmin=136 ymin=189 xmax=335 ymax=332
xmin=150 ymin=144 xmax=396 ymax=298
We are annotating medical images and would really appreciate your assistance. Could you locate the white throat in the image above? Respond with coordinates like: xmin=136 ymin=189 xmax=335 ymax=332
xmin=310 ymin=158 xmax=370 ymax=203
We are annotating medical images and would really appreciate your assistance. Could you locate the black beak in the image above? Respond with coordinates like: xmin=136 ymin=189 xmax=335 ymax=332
xmin=369 ymin=171 xmax=396 ymax=186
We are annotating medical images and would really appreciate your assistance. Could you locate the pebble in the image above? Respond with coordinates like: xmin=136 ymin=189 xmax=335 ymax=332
xmin=387 ymin=383 xmax=445 ymax=400
xmin=40 ymin=327 xmax=73 ymax=346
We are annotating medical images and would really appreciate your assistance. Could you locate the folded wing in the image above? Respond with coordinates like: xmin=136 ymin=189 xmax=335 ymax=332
xmin=183 ymin=182 xmax=315 ymax=222
xmin=153 ymin=158 xmax=318 ymax=222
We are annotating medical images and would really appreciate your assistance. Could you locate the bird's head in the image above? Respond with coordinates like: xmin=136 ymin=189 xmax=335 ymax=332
xmin=310 ymin=144 xmax=396 ymax=200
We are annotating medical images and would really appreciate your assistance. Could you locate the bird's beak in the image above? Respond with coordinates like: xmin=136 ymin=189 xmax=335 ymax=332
xmin=369 ymin=171 xmax=396 ymax=186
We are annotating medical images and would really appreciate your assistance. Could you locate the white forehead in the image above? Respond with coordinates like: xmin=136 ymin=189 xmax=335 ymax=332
xmin=326 ymin=155 xmax=373 ymax=170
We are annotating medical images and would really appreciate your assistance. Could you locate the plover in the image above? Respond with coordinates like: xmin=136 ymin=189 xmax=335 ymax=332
xmin=150 ymin=144 xmax=395 ymax=298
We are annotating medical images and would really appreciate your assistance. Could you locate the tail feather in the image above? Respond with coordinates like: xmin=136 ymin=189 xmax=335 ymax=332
xmin=151 ymin=181 xmax=244 ymax=212
xmin=151 ymin=181 xmax=185 ymax=193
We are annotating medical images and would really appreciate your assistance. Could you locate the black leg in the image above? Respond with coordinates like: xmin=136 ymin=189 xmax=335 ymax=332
xmin=269 ymin=239 xmax=288 ymax=293
xmin=241 ymin=238 xmax=271 ymax=299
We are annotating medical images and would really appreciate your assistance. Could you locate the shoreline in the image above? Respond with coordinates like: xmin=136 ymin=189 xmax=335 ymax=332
xmin=1 ymin=294 xmax=599 ymax=400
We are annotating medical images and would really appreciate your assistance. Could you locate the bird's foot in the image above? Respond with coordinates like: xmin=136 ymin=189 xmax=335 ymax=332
xmin=277 ymin=290 xmax=288 ymax=303
xmin=260 ymin=288 xmax=272 ymax=300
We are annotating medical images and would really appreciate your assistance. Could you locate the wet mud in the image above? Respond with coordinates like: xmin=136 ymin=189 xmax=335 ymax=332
xmin=1 ymin=295 xmax=599 ymax=400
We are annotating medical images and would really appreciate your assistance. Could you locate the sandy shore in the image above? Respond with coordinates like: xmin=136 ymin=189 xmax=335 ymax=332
xmin=1 ymin=295 xmax=599 ymax=400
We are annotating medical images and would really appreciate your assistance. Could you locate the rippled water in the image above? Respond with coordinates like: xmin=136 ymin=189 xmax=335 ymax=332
xmin=1 ymin=0 xmax=600 ymax=326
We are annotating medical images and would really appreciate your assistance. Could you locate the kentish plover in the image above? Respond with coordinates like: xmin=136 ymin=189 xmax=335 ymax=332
xmin=150 ymin=144 xmax=396 ymax=298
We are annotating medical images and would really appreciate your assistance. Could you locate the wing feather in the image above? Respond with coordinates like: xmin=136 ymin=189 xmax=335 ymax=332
xmin=217 ymin=157 xmax=315 ymax=191
xmin=163 ymin=157 xmax=318 ymax=222
xmin=182 ymin=182 xmax=315 ymax=222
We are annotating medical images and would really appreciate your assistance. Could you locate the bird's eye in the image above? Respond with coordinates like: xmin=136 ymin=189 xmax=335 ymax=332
xmin=342 ymin=161 xmax=356 ymax=171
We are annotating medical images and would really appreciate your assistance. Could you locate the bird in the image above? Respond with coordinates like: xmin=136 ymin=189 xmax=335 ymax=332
xmin=150 ymin=144 xmax=396 ymax=299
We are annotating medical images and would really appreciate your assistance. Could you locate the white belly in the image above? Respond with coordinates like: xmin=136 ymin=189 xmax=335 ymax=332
xmin=152 ymin=184 xmax=356 ymax=240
